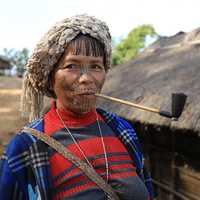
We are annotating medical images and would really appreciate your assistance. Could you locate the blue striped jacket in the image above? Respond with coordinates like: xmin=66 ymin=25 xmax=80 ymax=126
xmin=0 ymin=108 xmax=154 ymax=199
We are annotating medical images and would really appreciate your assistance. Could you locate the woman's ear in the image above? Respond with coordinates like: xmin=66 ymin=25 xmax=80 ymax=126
xmin=48 ymin=70 xmax=56 ymax=95
xmin=49 ymin=78 xmax=57 ymax=99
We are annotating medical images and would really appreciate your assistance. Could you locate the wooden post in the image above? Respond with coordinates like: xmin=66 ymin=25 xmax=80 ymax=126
xmin=169 ymin=130 xmax=176 ymax=200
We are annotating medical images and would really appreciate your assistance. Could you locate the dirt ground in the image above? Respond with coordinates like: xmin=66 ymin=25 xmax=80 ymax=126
xmin=0 ymin=76 xmax=52 ymax=155
xmin=0 ymin=76 xmax=27 ymax=155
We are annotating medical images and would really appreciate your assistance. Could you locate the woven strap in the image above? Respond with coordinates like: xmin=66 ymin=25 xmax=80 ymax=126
xmin=23 ymin=127 xmax=120 ymax=200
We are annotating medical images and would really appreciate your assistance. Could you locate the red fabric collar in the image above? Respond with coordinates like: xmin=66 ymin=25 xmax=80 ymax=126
xmin=44 ymin=102 xmax=100 ymax=135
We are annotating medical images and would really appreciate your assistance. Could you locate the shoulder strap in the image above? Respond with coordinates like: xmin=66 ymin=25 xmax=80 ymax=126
xmin=22 ymin=127 xmax=120 ymax=200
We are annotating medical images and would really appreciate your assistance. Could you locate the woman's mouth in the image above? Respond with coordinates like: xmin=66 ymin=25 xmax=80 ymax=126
xmin=79 ymin=92 xmax=95 ymax=95
xmin=76 ymin=89 xmax=96 ymax=95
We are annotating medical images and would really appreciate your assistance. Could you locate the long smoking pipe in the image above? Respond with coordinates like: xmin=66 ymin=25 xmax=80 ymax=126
xmin=95 ymin=93 xmax=187 ymax=120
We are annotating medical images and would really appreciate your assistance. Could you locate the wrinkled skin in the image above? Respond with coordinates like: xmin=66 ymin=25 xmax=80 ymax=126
xmin=52 ymin=51 xmax=106 ymax=115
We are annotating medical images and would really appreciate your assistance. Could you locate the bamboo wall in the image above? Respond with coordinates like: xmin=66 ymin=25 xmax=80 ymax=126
xmin=131 ymin=121 xmax=200 ymax=200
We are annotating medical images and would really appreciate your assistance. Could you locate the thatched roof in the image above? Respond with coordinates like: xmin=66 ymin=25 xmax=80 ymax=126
xmin=98 ymin=28 xmax=200 ymax=134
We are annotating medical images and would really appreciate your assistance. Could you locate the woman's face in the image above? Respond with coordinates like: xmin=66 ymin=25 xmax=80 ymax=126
xmin=52 ymin=50 xmax=106 ymax=114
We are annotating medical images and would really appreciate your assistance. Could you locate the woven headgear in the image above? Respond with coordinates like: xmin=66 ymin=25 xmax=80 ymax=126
xmin=21 ymin=14 xmax=112 ymax=121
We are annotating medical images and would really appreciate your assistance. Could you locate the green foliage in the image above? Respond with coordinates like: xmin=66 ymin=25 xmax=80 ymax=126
xmin=112 ymin=24 xmax=158 ymax=65
xmin=3 ymin=48 xmax=30 ymax=76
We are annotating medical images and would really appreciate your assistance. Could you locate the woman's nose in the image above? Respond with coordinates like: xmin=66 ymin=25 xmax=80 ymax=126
xmin=78 ymin=69 xmax=94 ymax=83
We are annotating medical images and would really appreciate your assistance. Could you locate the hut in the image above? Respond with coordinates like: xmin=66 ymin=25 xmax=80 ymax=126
xmin=0 ymin=55 xmax=11 ymax=75
xmin=98 ymin=28 xmax=200 ymax=200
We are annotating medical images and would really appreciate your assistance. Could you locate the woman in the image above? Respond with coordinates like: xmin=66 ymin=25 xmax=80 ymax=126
xmin=0 ymin=14 xmax=153 ymax=200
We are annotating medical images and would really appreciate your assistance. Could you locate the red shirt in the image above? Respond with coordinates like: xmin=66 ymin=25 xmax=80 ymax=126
xmin=44 ymin=103 xmax=148 ymax=200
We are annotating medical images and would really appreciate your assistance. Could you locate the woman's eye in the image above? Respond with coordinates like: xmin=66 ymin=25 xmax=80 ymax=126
xmin=90 ymin=64 xmax=104 ymax=71
xmin=64 ymin=64 xmax=78 ymax=70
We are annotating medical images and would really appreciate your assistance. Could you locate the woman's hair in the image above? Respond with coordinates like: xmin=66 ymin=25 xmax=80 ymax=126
xmin=64 ymin=33 xmax=106 ymax=67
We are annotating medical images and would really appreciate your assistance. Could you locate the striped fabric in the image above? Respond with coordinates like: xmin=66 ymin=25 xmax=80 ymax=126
xmin=0 ymin=108 xmax=154 ymax=199
xmin=43 ymin=106 xmax=148 ymax=199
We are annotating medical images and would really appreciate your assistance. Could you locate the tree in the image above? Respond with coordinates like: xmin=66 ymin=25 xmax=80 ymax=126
xmin=3 ymin=48 xmax=30 ymax=76
xmin=112 ymin=24 xmax=158 ymax=65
